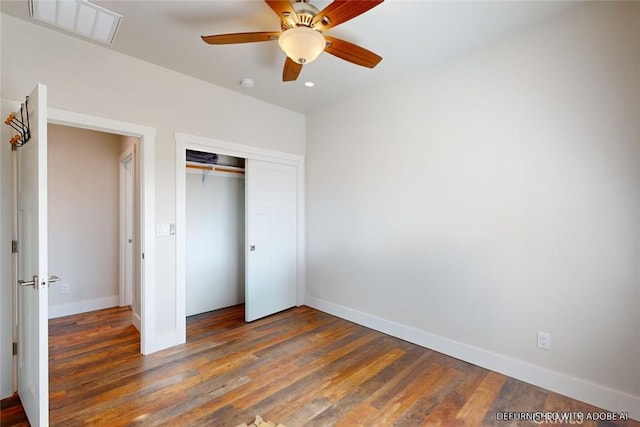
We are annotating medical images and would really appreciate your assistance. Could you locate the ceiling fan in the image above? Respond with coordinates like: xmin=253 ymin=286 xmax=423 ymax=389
xmin=201 ymin=0 xmax=384 ymax=82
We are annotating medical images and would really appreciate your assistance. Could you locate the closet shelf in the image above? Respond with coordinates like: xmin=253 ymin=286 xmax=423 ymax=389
xmin=186 ymin=163 xmax=245 ymax=175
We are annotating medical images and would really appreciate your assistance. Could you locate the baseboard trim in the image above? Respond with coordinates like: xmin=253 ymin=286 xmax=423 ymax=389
xmin=305 ymin=296 xmax=639 ymax=420
xmin=49 ymin=296 xmax=119 ymax=319
xmin=132 ymin=311 xmax=142 ymax=333
xmin=143 ymin=331 xmax=185 ymax=355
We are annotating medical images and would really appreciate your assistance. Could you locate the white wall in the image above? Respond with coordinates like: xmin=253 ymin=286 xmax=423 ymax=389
xmin=47 ymin=124 xmax=121 ymax=318
xmin=306 ymin=1 xmax=639 ymax=417
xmin=186 ymin=170 xmax=245 ymax=316
xmin=0 ymin=13 xmax=304 ymax=399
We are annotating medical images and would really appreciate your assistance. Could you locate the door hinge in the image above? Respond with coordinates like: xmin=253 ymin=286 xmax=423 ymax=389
xmin=11 ymin=240 xmax=18 ymax=254
xmin=12 ymin=342 xmax=17 ymax=356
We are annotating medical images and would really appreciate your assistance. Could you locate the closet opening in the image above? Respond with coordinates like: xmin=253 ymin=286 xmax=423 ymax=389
xmin=185 ymin=150 xmax=246 ymax=317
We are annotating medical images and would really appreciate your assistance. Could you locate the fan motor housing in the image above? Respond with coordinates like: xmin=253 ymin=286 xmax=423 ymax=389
xmin=293 ymin=1 xmax=320 ymax=27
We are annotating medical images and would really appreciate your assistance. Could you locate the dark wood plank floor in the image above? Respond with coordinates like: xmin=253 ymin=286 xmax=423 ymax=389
xmin=1 ymin=305 xmax=637 ymax=426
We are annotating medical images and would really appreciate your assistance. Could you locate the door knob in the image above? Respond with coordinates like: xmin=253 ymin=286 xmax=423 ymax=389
xmin=19 ymin=275 xmax=61 ymax=289
xmin=18 ymin=275 xmax=38 ymax=289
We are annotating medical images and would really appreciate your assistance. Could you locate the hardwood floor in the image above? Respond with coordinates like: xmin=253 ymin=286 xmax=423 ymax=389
xmin=1 ymin=394 xmax=28 ymax=427
xmin=1 ymin=305 xmax=637 ymax=426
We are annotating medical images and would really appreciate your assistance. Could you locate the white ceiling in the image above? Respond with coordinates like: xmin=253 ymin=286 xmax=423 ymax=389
xmin=2 ymin=0 xmax=578 ymax=113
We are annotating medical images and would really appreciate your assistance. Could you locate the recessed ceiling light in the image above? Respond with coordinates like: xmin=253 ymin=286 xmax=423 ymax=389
xmin=304 ymin=82 xmax=315 ymax=88
xmin=28 ymin=0 xmax=122 ymax=45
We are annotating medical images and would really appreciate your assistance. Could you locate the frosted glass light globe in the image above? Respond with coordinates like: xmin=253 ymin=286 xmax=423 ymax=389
xmin=278 ymin=27 xmax=325 ymax=64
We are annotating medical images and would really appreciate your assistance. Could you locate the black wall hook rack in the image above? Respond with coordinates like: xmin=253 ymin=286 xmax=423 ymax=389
xmin=5 ymin=96 xmax=31 ymax=148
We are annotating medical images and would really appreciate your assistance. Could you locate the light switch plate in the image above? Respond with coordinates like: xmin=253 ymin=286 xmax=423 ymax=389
xmin=156 ymin=224 xmax=170 ymax=237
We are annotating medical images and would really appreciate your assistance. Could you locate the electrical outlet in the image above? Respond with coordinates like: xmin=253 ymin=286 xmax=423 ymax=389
xmin=537 ymin=331 xmax=551 ymax=350
xmin=60 ymin=283 xmax=70 ymax=295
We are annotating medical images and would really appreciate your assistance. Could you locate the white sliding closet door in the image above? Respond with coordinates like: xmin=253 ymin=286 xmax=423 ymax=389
xmin=245 ymin=159 xmax=297 ymax=322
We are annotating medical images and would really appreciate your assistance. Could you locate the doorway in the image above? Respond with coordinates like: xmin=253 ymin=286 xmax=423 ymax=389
xmin=47 ymin=124 xmax=140 ymax=321
xmin=47 ymin=107 xmax=156 ymax=354
xmin=5 ymin=87 xmax=157 ymax=425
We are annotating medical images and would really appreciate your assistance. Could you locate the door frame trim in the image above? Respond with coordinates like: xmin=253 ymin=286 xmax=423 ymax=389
xmin=48 ymin=108 xmax=157 ymax=354
xmin=174 ymin=132 xmax=305 ymax=343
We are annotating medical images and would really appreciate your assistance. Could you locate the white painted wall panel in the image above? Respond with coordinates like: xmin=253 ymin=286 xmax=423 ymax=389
xmin=0 ymin=12 xmax=303 ymax=398
xmin=306 ymin=1 xmax=639 ymax=414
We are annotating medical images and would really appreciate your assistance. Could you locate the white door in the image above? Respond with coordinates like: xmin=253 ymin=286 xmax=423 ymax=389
xmin=17 ymin=83 xmax=49 ymax=426
xmin=121 ymin=154 xmax=134 ymax=306
xmin=245 ymin=159 xmax=297 ymax=322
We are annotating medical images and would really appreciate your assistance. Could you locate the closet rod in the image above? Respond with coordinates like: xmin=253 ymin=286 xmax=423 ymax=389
xmin=186 ymin=163 xmax=245 ymax=175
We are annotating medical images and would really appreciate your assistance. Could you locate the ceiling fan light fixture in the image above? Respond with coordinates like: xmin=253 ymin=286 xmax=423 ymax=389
xmin=278 ymin=26 xmax=325 ymax=65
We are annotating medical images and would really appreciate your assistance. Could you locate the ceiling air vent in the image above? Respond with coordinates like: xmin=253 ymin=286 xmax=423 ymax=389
xmin=28 ymin=0 xmax=122 ymax=45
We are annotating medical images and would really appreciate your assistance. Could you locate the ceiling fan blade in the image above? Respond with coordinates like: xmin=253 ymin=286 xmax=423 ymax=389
xmin=312 ymin=0 xmax=383 ymax=32
xmin=201 ymin=32 xmax=280 ymax=45
xmin=324 ymin=36 xmax=382 ymax=68
xmin=283 ymin=57 xmax=303 ymax=81
xmin=265 ymin=0 xmax=298 ymax=28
